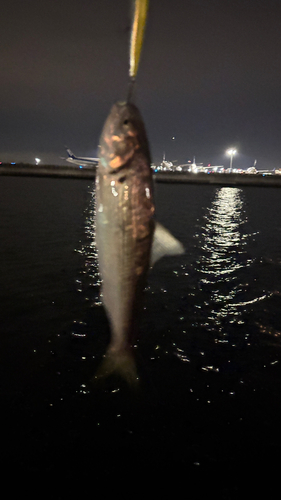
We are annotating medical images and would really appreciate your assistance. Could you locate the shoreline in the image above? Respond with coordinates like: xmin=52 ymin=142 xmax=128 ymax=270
xmin=1 ymin=164 xmax=281 ymax=187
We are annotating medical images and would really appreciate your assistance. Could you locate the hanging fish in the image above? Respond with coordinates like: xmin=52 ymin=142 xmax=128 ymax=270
xmin=94 ymin=101 xmax=184 ymax=385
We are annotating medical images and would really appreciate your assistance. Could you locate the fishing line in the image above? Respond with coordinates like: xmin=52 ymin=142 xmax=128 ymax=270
xmin=127 ymin=77 xmax=135 ymax=103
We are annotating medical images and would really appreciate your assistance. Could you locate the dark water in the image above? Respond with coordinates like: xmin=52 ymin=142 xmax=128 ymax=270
xmin=1 ymin=177 xmax=281 ymax=497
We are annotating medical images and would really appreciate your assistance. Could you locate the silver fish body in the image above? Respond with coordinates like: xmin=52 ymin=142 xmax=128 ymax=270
xmin=95 ymin=101 xmax=184 ymax=384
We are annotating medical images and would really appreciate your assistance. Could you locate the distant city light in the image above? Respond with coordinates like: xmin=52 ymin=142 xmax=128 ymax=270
xmin=226 ymin=148 xmax=237 ymax=171
xmin=226 ymin=148 xmax=237 ymax=156
xmin=35 ymin=158 xmax=41 ymax=165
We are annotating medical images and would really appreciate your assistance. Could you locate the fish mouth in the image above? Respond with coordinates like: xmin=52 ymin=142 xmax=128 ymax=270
xmin=98 ymin=101 xmax=149 ymax=172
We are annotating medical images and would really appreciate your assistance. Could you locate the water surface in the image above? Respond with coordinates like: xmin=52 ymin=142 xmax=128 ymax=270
xmin=1 ymin=177 xmax=281 ymax=497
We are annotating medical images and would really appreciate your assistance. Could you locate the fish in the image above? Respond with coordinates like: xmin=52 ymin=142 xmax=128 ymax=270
xmin=94 ymin=101 xmax=184 ymax=385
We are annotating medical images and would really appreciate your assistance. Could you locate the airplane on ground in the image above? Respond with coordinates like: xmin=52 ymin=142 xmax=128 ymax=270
xmin=61 ymin=147 xmax=99 ymax=167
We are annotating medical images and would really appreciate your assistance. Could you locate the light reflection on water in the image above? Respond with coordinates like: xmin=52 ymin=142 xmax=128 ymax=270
xmin=71 ymin=184 xmax=276 ymax=371
xmin=72 ymin=186 xmax=102 ymax=339
xmin=193 ymin=187 xmax=263 ymax=333
xmin=74 ymin=186 xmax=101 ymax=307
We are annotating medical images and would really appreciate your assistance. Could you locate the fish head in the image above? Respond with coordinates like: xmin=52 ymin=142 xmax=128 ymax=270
xmin=99 ymin=102 xmax=150 ymax=172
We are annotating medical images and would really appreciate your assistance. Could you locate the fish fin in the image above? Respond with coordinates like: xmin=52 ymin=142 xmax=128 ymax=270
xmin=150 ymin=221 xmax=185 ymax=266
xmin=92 ymin=348 xmax=139 ymax=388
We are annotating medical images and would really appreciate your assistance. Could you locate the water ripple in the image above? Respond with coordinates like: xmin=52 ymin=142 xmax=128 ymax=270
xmin=74 ymin=186 xmax=101 ymax=306
xmin=193 ymin=187 xmax=261 ymax=332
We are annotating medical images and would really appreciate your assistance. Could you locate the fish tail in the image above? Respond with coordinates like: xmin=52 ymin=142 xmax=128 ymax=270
xmin=92 ymin=346 xmax=139 ymax=388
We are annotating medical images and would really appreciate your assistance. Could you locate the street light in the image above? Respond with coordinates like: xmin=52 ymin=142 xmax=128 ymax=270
xmin=35 ymin=158 xmax=41 ymax=166
xmin=226 ymin=148 xmax=237 ymax=172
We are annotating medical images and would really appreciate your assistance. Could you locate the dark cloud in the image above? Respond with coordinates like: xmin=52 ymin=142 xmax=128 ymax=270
xmin=1 ymin=0 xmax=281 ymax=168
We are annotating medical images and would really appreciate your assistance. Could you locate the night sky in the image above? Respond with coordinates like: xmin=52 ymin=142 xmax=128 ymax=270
xmin=1 ymin=0 xmax=281 ymax=168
